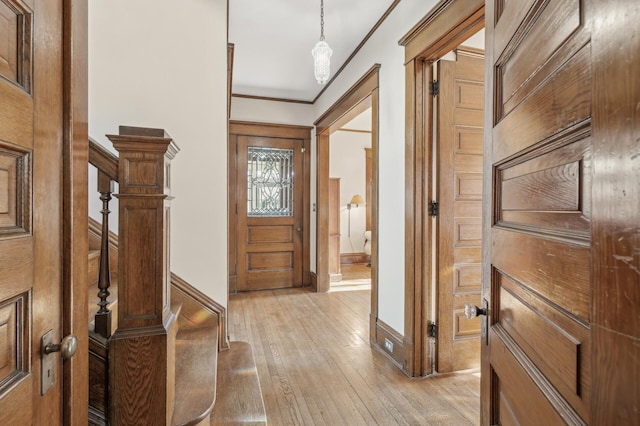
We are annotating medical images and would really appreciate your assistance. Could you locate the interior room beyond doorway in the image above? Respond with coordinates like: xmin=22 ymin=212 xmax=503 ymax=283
xmin=329 ymin=108 xmax=373 ymax=292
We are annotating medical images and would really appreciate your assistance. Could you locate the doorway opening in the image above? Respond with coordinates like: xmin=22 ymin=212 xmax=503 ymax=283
xmin=328 ymin=108 xmax=373 ymax=292
xmin=315 ymin=65 xmax=379 ymax=343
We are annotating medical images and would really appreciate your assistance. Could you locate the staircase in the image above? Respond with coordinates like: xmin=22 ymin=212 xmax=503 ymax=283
xmin=87 ymin=127 xmax=265 ymax=425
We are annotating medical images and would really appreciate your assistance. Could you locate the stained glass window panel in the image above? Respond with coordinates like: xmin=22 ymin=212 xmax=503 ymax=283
xmin=247 ymin=147 xmax=294 ymax=217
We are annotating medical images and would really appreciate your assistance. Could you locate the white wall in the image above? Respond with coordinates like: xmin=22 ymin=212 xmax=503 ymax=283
xmin=313 ymin=0 xmax=438 ymax=333
xmin=89 ymin=0 xmax=229 ymax=306
xmin=330 ymin=131 xmax=371 ymax=254
xmin=231 ymin=96 xmax=316 ymax=126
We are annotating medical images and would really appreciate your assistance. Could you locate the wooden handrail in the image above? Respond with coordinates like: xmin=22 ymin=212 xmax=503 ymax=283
xmin=88 ymin=137 xmax=118 ymax=182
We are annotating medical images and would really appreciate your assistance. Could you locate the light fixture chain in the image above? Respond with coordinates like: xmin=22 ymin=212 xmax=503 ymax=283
xmin=320 ymin=0 xmax=325 ymax=40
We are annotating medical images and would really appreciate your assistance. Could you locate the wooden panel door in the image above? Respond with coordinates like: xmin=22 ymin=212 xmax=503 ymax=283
xmin=237 ymin=136 xmax=303 ymax=291
xmin=483 ymin=0 xmax=601 ymax=423
xmin=436 ymin=48 xmax=484 ymax=373
xmin=328 ymin=177 xmax=341 ymax=281
xmin=0 ymin=0 xmax=66 ymax=424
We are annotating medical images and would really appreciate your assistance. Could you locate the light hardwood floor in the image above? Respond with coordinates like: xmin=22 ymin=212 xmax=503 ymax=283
xmin=331 ymin=263 xmax=371 ymax=291
xmin=228 ymin=288 xmax=480 ymax=425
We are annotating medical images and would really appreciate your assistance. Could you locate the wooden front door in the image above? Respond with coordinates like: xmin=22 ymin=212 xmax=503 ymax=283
xmin=236 ymin=135 xmax=304 ymax=291
xmin=0 ymin=0 xmax=67 ymax=423
xmin=436 ymin=48 xmax=484 ymax=373
xmin=481 ymin=0 xmax=640 ymax=423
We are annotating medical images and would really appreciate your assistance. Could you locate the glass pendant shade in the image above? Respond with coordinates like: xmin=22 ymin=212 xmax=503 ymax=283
xmin=312 ymin=40 xmax=332 ymax=85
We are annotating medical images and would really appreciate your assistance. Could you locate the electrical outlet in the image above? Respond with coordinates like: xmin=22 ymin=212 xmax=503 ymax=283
xmin=384 ymin=338 xmax=393 ymax=353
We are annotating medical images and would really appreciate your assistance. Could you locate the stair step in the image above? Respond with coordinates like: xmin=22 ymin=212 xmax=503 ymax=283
xmin=172 ymin=326 xmax=218 ymax=426
xmin=210 ymin=341 xmax=267 ymax=425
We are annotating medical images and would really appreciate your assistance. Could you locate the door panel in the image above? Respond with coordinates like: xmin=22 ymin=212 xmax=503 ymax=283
xmin=0 ymin=0 xmax=64 ymax=423
xmin=237 ymin=136 xmax=303 ymax=291
xmin=436 ymin=49 xmax=484 ymax=373
xmin=484 ymin=0 xmax=592 ymax=423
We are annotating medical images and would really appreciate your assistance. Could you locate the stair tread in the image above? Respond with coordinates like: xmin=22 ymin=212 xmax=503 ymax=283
xmin=210 ymin=341 xmax=267 ymax=425
xmin=172 ymin=326 xmax=218 ymax=426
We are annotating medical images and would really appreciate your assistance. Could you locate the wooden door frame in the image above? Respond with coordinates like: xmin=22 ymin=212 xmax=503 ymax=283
xmin=314 ymin=64 xmax=379 ymax=344
xmin=399 ymin=0 xmax=484 ymax=377
xmin=228 ymin=121 xmax=312 ymax=292
xmin=62 ymin=0 xmax=89 ymax=423
xmin=430 ymin=48 xmax=485 ymax=374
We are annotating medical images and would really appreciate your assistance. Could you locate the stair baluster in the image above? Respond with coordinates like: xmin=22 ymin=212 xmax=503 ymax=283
xmin=94 ymin=170 xmax=113 ymax=338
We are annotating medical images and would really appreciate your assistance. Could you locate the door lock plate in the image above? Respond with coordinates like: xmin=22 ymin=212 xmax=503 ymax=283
xmin=40 ymin=329 xmax=55 ymax=395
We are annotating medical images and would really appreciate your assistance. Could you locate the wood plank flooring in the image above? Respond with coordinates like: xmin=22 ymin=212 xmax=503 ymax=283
xmin=331 ymin=263 xmax=371 ymax=291
xmin=228 ymin=288 xmax=480 ymax=425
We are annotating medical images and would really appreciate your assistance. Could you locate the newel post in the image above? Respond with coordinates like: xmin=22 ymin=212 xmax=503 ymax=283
xmin=107 ymin=126 xmax=179 ymax=426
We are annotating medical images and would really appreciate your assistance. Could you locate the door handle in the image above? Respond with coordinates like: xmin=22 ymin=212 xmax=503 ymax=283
xmin=464 ymin=298 xmax=489 ymax=346
xmin=41 ymin=331 xmax=78 ymax=395
xmin=43 ymin=334 xmax=78 ymax=359
xmin=464 ymin=303 xmax=486 ymax=319
xmin=296 ymin=222 xmax=302 ymax=233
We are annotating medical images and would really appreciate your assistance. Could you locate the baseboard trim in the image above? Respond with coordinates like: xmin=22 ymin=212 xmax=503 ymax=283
xmin=171 ymin=272 xmax=229 ymax=351
xmin=402 ymin=336 xmax=416 ymax=377
xmin=228 ymin=274 xmax=237 ymax=294
xmin=310 ymin=271 xmax=317 ymax=291
xmin=340 ymin=252 xmax=371 ymax=265
xmin=374 ymin=319 xmax=404 ymax=369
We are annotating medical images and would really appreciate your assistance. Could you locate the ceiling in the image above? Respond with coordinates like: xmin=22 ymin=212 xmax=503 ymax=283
xmin=229 ymin=0 xmax=396 ymax=102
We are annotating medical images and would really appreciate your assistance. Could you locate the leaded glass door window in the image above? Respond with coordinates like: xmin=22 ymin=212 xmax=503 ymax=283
xmin=247 ymin=147 xmax=294 ymax=217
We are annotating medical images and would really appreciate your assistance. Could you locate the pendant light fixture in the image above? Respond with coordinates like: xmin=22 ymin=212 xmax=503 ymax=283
xmin=311 ymin=0 xmax=332 ymax=85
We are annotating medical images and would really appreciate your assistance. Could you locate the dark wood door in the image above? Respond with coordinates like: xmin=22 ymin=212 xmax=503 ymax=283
xmin=480 ymin=0 xmax=640 ymax=423
xmin=436 ymin=48 xmax=484 ymax=373
xmin=0 ymin=0 xmax=66 ymax=423
xmin=237 ymin=136 xmax=303 ymax=291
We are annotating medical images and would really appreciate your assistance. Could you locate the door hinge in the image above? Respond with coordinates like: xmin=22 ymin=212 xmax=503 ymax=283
xmin=428 ymin=323 xmax=438 ymax=338
xmin=430 ymin=80 xmax=439 ymax=97
xmin=235 ymin=203 xmax=237 ymax=214
xmin=429 ymin=201 xmax=439 ymax=217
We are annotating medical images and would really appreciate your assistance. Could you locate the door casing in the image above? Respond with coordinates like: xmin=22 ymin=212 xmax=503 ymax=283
xmin=314 ymin=64 xmax=379 ymax=345
xmin=228 ymin=121 xmax=312 ymax=293
xmin=400 ymin=0 xmax=485 ymax=377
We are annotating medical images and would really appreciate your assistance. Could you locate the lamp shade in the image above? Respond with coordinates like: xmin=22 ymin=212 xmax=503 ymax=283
xmin=312 ymin=40 xmax=332 ymax=84
xmin=349 ymin=194 xmax=365 ymax=206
